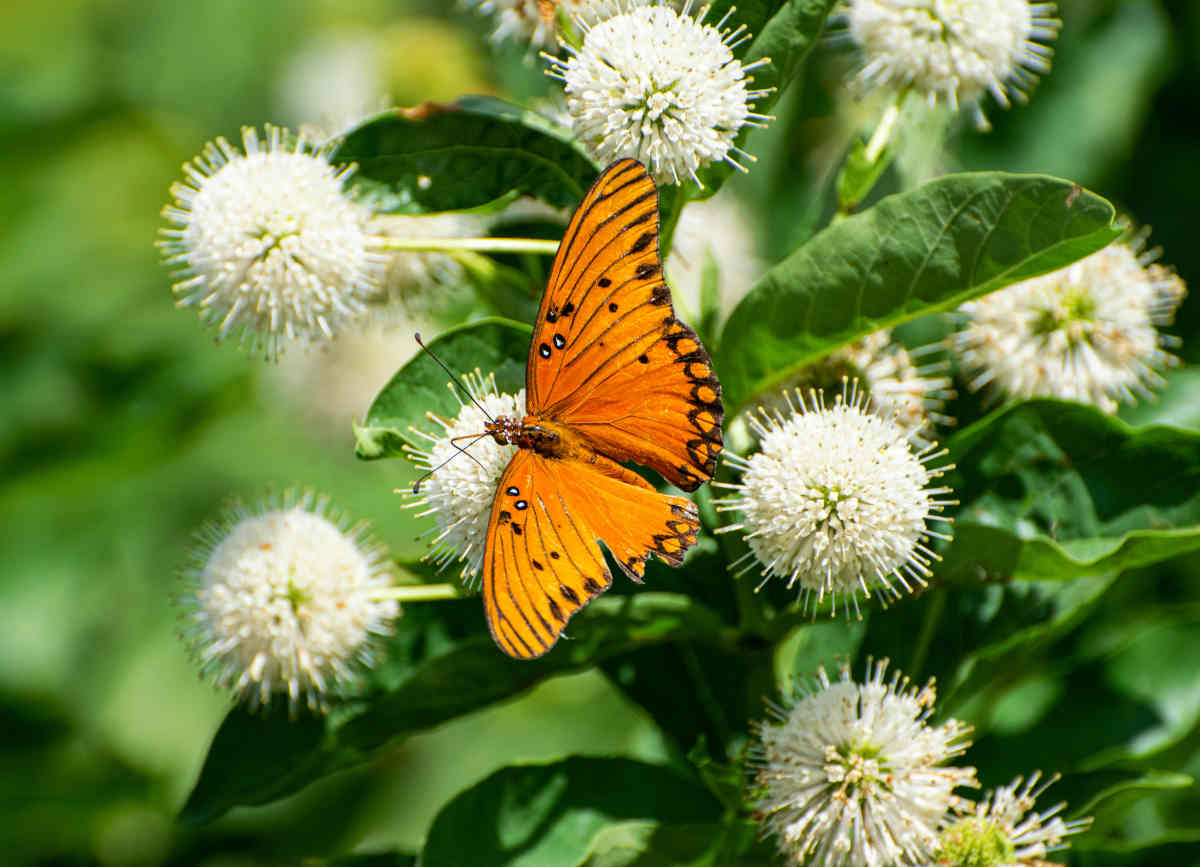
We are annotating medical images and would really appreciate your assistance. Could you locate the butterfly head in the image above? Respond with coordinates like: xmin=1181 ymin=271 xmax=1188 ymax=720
xmin=484 ymin=416 xmax=523 ymax=447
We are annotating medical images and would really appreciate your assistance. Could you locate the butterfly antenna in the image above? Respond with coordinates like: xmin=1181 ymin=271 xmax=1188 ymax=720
xmin=411 ymin=432 xmax=489 ymax=494
xmin=414 ymin=333 xmax=496 ymax=422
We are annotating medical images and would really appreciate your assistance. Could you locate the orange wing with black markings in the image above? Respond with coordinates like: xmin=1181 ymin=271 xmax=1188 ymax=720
xmin=483 ymin=449 xmax=699 ymax=659
xmin=479 ymin=159 xmax=720 ymax=659
xmin=524 ymin=158 xmax=723 ymax=491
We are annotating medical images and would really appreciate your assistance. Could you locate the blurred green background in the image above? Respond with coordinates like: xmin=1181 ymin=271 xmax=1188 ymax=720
xmin=3 ymin=0 xmax=1199 ymax=864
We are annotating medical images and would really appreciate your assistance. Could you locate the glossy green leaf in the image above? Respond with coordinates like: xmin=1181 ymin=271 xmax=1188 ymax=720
xmin=334 ymin=96 xmax=598 ymax=214
xmin=697 ymin=0 xmax=838 ymax=194
xmin=941 ymin=400 xmax=1200 ymax=583
xmin=354 ymin=318 xmax=531 ymax=461
xmin=717 ymin=174 xmax=1120 ymax=413
xmin=180 ymin=594 xmax=730 ymax=823
xmin=420 ymin=757 xmax=721 ymax=867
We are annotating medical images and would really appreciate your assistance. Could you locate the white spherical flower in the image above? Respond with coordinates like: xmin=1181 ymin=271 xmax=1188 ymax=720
xmin=756 ymin=659 xmax=978 ymax=867
xmin=546 ymin=1 xmax=772 ymax=185
xmin=935 ymin=772 xmax=1092 ymax=866
xmin=831 ymin=330 xmax=953 ymax=442
xmin=715 ymin=386 xmax=953 ymax=616
xmin=159 ymin=126 xmax=386 ymax=358
xmin=843 ymin=0 xmax=1061 ymax=127
xmin=472 ymin=0 xmax=640 ymax=48
xmin=954 ymin=234 xmax=1187 ymax=414
xmin=405 ymin=371 xmax=523 ymax=581
xmin=180 ymin=490 xmax=399 ymax=713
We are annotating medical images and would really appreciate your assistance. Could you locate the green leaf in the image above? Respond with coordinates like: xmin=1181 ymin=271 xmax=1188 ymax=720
xmin=334 ymin=96 xmax=598 ymax=214
xmin=717 ymin=173 xmax=1120 ymax=414
xmin=1121 ymin=367 xmax=1200 ymax=431
xmin=697 ymin=0 xmax=838 ymax=194
xmin=354 ymin=318 xmax=531 ymax=461
xmin=179 ymin=705 xmax=326 ymax=825
xmin=420 ymin=758 xmax=721 ymax=867
xmin=941 ymin=400 xmax=1200 ymax=583
xmin=1072 ymin=769 xmax=1194 ymax=819
xmin=180 ymin=594 xmax=730 ymax=823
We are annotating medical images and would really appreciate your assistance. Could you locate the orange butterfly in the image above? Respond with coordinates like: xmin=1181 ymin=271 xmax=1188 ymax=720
xmin=480 ymin=159 xmax=723 ymax=659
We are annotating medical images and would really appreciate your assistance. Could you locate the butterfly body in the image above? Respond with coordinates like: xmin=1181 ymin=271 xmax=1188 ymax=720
xmin=480 ymin=159 xmax=723 ymax=659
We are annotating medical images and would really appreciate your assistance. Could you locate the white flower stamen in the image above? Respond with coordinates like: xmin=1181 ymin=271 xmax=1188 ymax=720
xmin=842 ymin=0 xmax=1061 ymax=128
xmin=755 ymin=659 xmax=978 ymax=867
xmin=471 ymin=0 xmax=636 ymax=49
xmin=158 ymin=126 xmax=386 ymax=358
xmin=179 ymin=490 xmax=398 ymax=713
xmin=715 ymin=384 xmax=954 ymax=617
xmin=954 ymin=233 xmax=1187 ymax=413
xmin=936 ymin=772 xmax=1092 ymax=866
xmin=405 ymin=371 xmax=522 ymax=582
xmin=796 ymin=330 xmax=954 ymax=444
xmin=545 ymin=1 xmax=773 ymax=185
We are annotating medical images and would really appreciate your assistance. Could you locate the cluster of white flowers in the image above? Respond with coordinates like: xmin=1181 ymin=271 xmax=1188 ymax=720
xmin=158 ymin=126 xmax=387 ymax=359
xmin=159 ymin=126 xmax=494 ymax=358
xmin=716 ymin=384 xmax=954 ymax=616
xmin=179 ymin=490 xmax=398 ymax=713
xmin=826 ymin=330 xmax=953 ymax=441
xmin=955 ymin=234 xmax=1187 ymax=413
xmin=546 ymin=1 xmax=772 ymax=184
xmin=842 ymin=0 xmax=1061 ymax=127
xmin=935 ymin=772 xmax=1093 ymax=866
xmin=756 ymin=661 xmax=1091 ymax=867
xmin=470 ymin=0 xmax=639 ymax=48
xmin=756 ymin=659 xmax=977 ymax=866
xmin=404 ymin=371 xmax=523 ymax=582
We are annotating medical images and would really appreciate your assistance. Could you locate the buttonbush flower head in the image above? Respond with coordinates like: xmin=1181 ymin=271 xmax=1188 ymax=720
xmin=179 ymin=490 xmax=398 ymax=713
xmin=935 ymin=773 xmax=1092 ymax=867
xmin=755 ymin=659 xmax=978 ymax=867
xmin=792 ymin=330 xmax=953 ymax=443
xmin=716 ymin=384 xmax=954 ymax=616
xmin=159 ymin=126 xmax=386 ymax=358
xmin=546 ymin=1 xmax=773 ymax=185
xmin=472 ymin=0 xmax=636 ymax=48
xmin=954 ymin=233 xmax=1187 ymax=413
xmin=842 ymin=0 xmax=1061 ymax=127
xmin=405 ymin=371 xmax=523 ymax=582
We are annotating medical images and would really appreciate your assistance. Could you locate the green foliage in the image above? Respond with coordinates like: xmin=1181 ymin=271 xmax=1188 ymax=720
xmin=718 ymin=173 xmax=1120 ymax=413
xmin=182 ymin=594 xmax=732 ymax=822
xmin=942 ymin=401 xmax=1200 ymax=583
xmin=8 ymin=0 xmax=1200 ymax=864
xmin=422 ymin=758 xmax=722 ymax=867
xmin=355 ymin=319 xmax=531 ymax=461
xmin=335 ymin=96 xmax=599 ymax=215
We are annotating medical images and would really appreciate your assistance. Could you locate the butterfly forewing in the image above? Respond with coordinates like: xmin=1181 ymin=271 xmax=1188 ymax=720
xmin=483 ymin=448 xmax=700 ymax=659
xmin=524 ymin=159 xmax=723 ymax=491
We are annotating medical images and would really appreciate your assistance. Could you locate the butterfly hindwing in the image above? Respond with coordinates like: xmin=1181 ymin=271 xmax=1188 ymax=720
xmin=483 ymin=448 xmax=700 ymax=659
xmin=524 ymin=158 xmax=723 ymax=491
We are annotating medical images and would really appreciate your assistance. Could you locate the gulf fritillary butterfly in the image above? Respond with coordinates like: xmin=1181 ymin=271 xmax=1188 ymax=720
xmin=480 ymin=158 xmax=724 ymax=659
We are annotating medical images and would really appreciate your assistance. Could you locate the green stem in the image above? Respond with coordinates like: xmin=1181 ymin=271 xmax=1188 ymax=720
xmin=374 ymin=236 xmax=560 ymax=255
xmin=908 ymin=586 xmax=946 ymax=678
xmin=366 ymin=583 xmax=460 ymax=603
